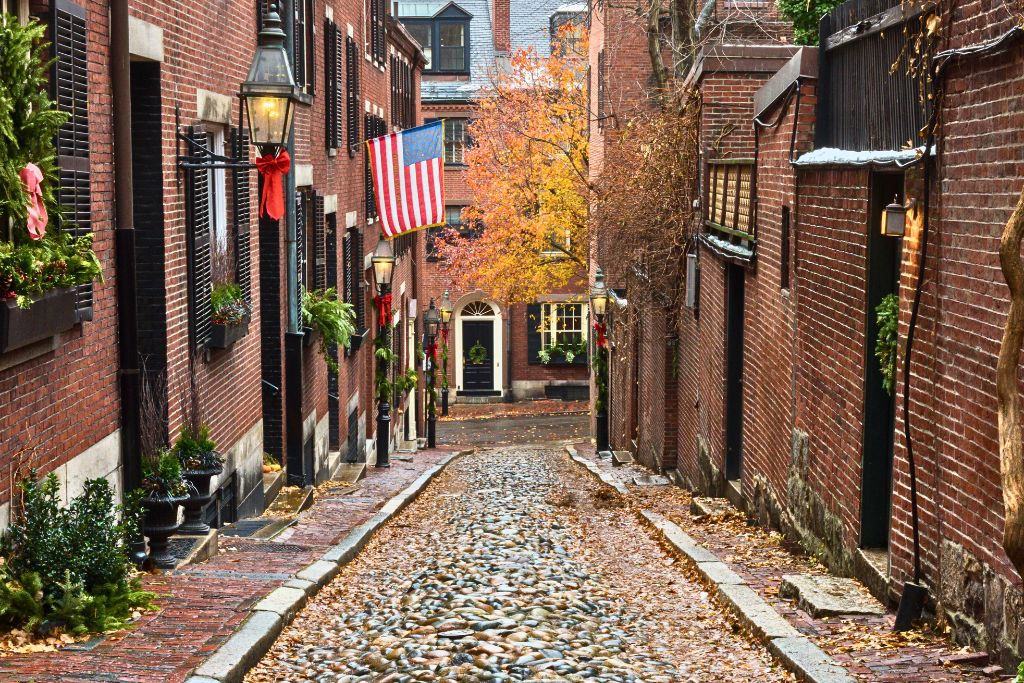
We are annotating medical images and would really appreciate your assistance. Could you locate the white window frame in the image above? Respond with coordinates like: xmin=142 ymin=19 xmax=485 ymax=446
xmin=206 ymin=124 xmax=229 ymax=257
xmin=541 ymin=302 xmax=586 ymax=350
xmin=1 ymin=0 xmax=29 ymax=23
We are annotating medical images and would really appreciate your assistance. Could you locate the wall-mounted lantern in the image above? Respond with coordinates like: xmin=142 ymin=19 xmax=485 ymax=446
xmin=881 ymin=196 xmax=908 ymax=238
xmin=241 ymin=1 xmax=301 ymax=151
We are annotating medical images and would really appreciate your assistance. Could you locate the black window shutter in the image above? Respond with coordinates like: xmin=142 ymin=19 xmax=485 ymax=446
xmin=185 ymin=128 xmax=213 ymax=349
xmin=295 ymin=192 xmax=307 ymax=294
xmin=325 ymin=19 xmax=342 ymax=150
xmin=231 ymin=127 xmax=253 ymax=304
xmin=364 ymin=113 xmax=376 ymax=220
xmin=293 ymin=0 xmax=306 ymax=88
xmin=346 ymin=36 xmax=360 ymax=157
xmin=52 ymin=0 xmax=93 ymax=321
xmin=526 ymin=303 xmax=542 ymax=365
xmin=313 ymin=192 xmax=326 ymax=290
xmin=343 ymin=231 xmax=353 ymax=305
xmin=352 ymin=230 xmax=365 ymax=333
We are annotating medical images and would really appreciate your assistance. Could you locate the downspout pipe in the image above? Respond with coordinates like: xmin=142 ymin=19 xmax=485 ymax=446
xmin=110 ymin=0 xmax=141 ymax=501
xmin=111 ymin=0 xmax=143 ymax=561
xmin=282 ymin=0 xmax=306 ymax=485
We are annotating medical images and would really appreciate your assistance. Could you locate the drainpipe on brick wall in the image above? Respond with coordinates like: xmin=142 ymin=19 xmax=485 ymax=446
xmin=111 ymin=0 xmax=143 ymax=559
xmin=283 ymin=0 xmax=306 ymax=486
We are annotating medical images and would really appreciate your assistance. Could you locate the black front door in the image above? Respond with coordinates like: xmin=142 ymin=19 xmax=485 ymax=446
xmin=860 ymin=172 xmax=902 ymax=548
xmin=725 ymin=263 xmax=746 ymax=481
xmin=462 ymin=320 xmax=494 ymax=393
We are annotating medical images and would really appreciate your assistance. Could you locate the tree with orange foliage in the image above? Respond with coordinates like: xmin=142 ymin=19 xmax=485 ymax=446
xmin=433 ymin=28 xmax=589 ymax=305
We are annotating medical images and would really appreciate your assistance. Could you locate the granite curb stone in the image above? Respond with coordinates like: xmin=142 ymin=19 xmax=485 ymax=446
xmin=565 ymin=447 xmax=856 ymax=683
xmin=189 ymin=449 xmax=473 ymax=682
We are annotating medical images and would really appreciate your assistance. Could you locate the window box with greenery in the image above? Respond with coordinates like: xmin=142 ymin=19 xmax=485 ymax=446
xmin=208 ymin=283 xmax=251 ymax=350
xmin=302 ymin=287 xmax=356 ymax=373
xmin=0 ymin=18 xmax=102 ymax=355
xmin=527 ymin=302 xmax=588 ymax=366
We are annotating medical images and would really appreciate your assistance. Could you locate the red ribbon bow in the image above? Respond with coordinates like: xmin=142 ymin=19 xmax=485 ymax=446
xmin=375 ymin=293 xmax=392 ymax=324
xmin=441 ymin=326 xmax=449 ymax=346
xmin=594 ymin=321 xmax=607 ymax=348
xmin=19 ymin=163 xmax=47 ymax=240
xmin=255 ymin=149 xmax=291 ymax=220
xmin=426 ymin=342 xmax=437 ymax=363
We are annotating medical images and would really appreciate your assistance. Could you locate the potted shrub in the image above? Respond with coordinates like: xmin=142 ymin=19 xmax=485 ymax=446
xmin=302 ymin=288 xmax=356 ymax=373
xmin=208 ymin=283 xmax=251 ymax=350
xmin=172 ymin=424 xmax=224 ymax=535
xmin=0 ymin=19 xmax=102 ymax=354
xmin=138 ymin=450 xmax=189 ymax=569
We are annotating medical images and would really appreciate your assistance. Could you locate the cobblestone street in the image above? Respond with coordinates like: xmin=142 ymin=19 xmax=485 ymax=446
xmin=246 ymin=445 xmax=789 ymax=682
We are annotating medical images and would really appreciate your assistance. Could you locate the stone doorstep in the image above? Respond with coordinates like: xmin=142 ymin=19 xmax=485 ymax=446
xmin=779 ymin=574 xmax=886 ymax=618
xmin=335 ymin=462 xmax=368 ymax=484
xmin=564 ymin=446 xmax=629 ymax=496
xmin=176 ymin=528 xmax=219 ymax=568
xmin=612 ymin=450 xmax=634 ymax=466
xmin=187 ymin=449 xmax=474 ymax=683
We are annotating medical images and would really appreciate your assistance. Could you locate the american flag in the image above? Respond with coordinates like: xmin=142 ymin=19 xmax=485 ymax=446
xmin=366 ymin=120 xmax=446 ymax=238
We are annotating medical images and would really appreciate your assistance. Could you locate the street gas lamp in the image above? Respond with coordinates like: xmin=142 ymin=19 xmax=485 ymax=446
xmin=881 ymin=196 xmax=907 ymax=238
xmin=439 ymin=290 xmax=453 ymax=417
xmin=371 ymin=238 xmax=396 ymax=468
xmin=372 ymin=238 xmax=396 ymax=288
xmin=241 ymin=1 xmax=301 ymax=151
xmin=424 ymin=299 xmax=441 ymax=449
xmin=590 ymin=268 xmax=610 ymax=320
xmin=590 ymin=268 xmax=611 ymax=453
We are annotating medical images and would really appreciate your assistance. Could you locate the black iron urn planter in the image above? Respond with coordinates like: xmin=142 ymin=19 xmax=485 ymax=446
xmin=208 ymin=316 xmax=250 ymax=350
xmin=0 ymin=286 xmax=77 ymax=354
xmin=179 ymin=464 xmax=223 ymax=535
xmin=140 ymin=493 xmax=188 ymax=569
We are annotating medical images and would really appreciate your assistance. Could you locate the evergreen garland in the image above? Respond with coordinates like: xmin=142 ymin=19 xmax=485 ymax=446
xmin=0 ymin=15 xmax=66 ymax=235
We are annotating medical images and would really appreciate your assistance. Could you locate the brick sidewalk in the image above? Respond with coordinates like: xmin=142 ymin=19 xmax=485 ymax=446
xmin=439 ymin=399 xmax=587 ymax=422
xmin=0 ymin=449 xmax=461 ymax=683
xmin=570 ymin=443 xmax=1005 ymax=683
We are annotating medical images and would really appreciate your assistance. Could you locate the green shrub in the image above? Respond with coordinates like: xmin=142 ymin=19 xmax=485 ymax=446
xmin=775 ymin=0 xmax=845 ymax=45
xmin=141 ymin=449 xmax=188 ymax=498
xmin=875 ymin=293 xmax=899 ymax=395
xmin=173 ymin=423 xmax=222 ymax=472
xmin=210 ymin=282 xmax=250 ymax=326
xmin=0 ymin=474 xmax=155 ymax=635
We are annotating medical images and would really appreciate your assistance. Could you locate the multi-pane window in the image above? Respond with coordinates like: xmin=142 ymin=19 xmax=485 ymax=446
xmin=541 ymin=303 xmax=584 ymax=349
xmin=596 ymin=49 xmax=606 ymax=130
xmin=206 ymin=125 xmax=232 ymax=284
xmin=704 ymin=160 xmax=755 ymax=241
xmin=444 ymin=119 xmax=468 ymax=165
xmin=549 ymin=11 xmax=583 ymax=56
xmin=400 ymin=6 xmax=470 ymax=74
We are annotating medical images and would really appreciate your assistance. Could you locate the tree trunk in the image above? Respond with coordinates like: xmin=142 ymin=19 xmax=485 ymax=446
xmin=644 ymin=0 xmax=668 ymax=95
xmin=998 ymin=185 xmax=1024 ymax=577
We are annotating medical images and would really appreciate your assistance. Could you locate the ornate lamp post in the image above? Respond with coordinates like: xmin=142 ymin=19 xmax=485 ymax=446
xmin=240 ymin=2 xmax=300 ymax=154
xmin=372 ymin=239 xmax=396 ymax=468
xmin=439 ymin=290 xmax=453 ymax=417
xmin=424 ymin=299 xmax=441 ymax=448
xmin=590 ymin=268 xmax=611 ymax=452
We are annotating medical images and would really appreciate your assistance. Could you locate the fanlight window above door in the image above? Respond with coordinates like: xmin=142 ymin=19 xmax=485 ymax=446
xmin=462 ymin=301 xmax=495 ymax=317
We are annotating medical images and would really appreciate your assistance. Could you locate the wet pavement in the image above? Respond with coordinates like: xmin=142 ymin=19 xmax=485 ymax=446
xmin=437 ymin=413 xmax=588 ymax=448
xmin=246 ymin=445 xmax=788 ymax=682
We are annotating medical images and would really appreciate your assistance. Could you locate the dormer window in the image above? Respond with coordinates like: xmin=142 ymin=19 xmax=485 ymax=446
xmin=399 ymin=2 xmax=471 ymax=74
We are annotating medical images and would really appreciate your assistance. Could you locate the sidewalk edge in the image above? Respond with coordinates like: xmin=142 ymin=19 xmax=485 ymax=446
xmin=564 ymin=446 xmax=857 ymax=683
xmin=186 ymin=448 xmax=473 ymax=683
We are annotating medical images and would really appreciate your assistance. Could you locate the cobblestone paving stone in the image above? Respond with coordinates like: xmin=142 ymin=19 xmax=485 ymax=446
xmin=570 ymin=443 xmax=1001 ymax=683
xmin=0 ymin=449 xmax=457 ymax=683
xmin=247 ymin=446 xmax=791 ymax=683
xmin=438 ymin=400 xmax=587 ymax=422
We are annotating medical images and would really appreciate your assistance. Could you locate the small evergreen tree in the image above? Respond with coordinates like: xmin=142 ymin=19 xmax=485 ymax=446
xmin=775 ymin=0 xmax=845 ymax=45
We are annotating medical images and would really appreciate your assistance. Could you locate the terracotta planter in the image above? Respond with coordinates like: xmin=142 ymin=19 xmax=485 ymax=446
xmin=0 ymin=287 xmax=77 ymax=353
xmin=140 ymin=493 xmax=188 ymax=569
xmin=179 ymin=465 xmax=223 ymax=535
xmin=208 ymin=316 xmax=250 ymax=350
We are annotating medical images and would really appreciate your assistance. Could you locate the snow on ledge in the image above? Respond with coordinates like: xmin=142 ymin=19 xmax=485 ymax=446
xmin=701 ymin=233 xmax=754 ymax=259
xmin=794 ymin=146 xmax=934 ymax=167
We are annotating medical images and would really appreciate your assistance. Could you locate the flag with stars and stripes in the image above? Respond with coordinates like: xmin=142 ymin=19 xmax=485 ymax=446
xmin=366 ymin=120 xmax=446 ymax=238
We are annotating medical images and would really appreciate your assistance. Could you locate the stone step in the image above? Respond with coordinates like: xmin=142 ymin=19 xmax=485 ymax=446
xmin=611 ymin=450 xmax=633 ymax=466
xmin=779 ymin=574 xmax=886 ymax=617
xmin=335 ymin=462 xmax=367 ymax=484
xmin=263 ymin=470 xmax=285 ymax=508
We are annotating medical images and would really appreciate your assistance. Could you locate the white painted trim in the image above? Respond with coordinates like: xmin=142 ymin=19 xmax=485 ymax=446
xmin=295 ymin=163 xmax=314 ymax=188
xmin=197 ymin=89 xmax=232 ymax=125
xmin=324 ymin=194 xmax=338 ymax=215
xmin=454 ymin=298 xmax=503 ymax=395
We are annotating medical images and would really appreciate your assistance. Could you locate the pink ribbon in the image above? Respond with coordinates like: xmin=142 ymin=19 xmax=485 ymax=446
xmin=19 ymin=163 xmax=47 ymax=240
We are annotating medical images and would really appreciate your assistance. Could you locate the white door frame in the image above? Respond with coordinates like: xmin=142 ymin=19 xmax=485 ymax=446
xmin=454 ymin=299 xmax=503 ymax=395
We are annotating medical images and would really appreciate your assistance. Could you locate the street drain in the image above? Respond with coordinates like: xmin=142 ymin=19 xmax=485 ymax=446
xmin=220 ymin=519 xmax=275 ymax=537
xmin=218 ymin=539 xmax=311 ymax=553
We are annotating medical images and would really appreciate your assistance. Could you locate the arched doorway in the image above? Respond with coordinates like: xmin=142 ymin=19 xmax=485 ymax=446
xmin=456 ymin=300 xmax=503 ymax=397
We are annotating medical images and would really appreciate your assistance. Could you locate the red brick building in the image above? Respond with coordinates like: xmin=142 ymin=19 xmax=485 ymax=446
xmin=396 ymin=0 xmax=589 ymax=403
xmin=594 ymin=0 xmax=1024 ymax=665
xmin=0 ymin=0 xmax=422 ymax=531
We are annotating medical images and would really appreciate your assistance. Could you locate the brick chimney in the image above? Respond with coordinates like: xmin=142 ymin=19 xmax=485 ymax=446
xmin=492 ymin=0 xmax=510 ymax=54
